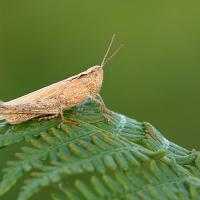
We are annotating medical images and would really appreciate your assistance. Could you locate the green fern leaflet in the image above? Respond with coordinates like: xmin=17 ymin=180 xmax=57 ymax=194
xmin=0 ymin=99 xmax=200 ymax=200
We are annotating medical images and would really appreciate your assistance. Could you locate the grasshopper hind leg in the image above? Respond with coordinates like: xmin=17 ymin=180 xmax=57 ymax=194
xmin=37 ymin=112 xmax=79 ymax=126
xmin=37 ymin=113 xmax=59 ymax=121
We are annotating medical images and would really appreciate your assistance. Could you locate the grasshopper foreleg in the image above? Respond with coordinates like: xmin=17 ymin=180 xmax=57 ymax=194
xmin=91 ymin=94 xmax=110 ymax=123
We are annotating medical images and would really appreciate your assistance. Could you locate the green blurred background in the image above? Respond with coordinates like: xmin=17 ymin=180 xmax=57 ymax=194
xmin=1 ymin=0 xmax=200 ymax=151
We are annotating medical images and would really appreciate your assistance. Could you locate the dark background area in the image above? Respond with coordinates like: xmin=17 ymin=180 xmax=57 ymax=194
xmin=1 ymin=0 xmax=200 ymax=152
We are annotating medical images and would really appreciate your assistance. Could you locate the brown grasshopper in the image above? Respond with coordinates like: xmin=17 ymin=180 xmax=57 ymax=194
xmin=0 ymin=34 xmax=123 ymax=124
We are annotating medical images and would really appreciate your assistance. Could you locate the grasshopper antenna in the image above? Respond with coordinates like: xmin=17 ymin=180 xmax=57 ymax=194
xmin=101 ymin=34 xmax=124 ymax=67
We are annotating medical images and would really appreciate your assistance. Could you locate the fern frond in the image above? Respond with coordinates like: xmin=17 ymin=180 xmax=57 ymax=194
xmin=0 ymin=99 xmax=200 ymax=200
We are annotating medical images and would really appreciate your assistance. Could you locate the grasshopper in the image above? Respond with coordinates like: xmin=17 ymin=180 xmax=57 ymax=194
xmin=0 ymin=34 xmax=123 ymax=124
